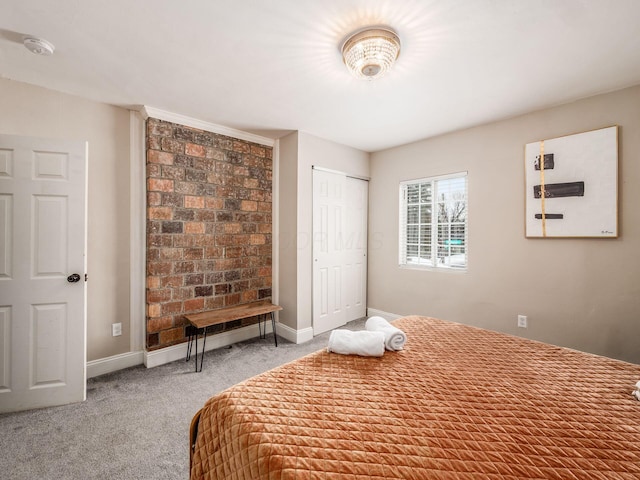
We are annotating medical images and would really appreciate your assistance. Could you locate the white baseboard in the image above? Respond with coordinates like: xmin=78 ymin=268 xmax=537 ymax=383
xmin=87 ymin=351 xmax=144 ymax=379
xmin=277 ymin=322 xmax=314 ymax=344
xmin=88 ymin=320 xmax=323 ymax=376
xmin=144 ymin=322 xmax=275 ymax=368
xmin=367 ymin=308 xmax=402 ymax=321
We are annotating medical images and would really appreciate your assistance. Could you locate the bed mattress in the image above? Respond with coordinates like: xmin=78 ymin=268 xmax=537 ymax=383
xmin=190 ymin=316 xmax=640 ymax=479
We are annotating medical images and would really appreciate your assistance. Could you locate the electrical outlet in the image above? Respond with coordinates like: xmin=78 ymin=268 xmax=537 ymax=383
xmin=517 ymin=315 xmax=527 ymax=328
xmin=112 ymin=322 xmax=122 ymax=336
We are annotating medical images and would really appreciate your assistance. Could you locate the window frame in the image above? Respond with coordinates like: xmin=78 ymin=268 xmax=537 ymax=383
xmin=399 ymin=171 xmax=468 ymax=272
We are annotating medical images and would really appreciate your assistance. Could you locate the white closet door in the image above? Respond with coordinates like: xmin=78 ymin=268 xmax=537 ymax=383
xmin=312 ymin=169 xmax=346 ymax=335
xmin=312 ymin=169 xmax=368 ymax=336
xmin=344 ymin=177 xmax=367 ymax=321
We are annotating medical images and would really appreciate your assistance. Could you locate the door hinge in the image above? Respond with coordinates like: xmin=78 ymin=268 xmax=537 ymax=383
xmin=85 ymin=274 xmax=88 ymax=282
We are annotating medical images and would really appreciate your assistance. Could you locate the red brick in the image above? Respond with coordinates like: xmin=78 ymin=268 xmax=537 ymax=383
xmin=147 ymin=289 xmax=172 ymax=303
xmin=257 ymin=202 xmax=272 ymax=212
xmin=241 ymin=290 xmax=258 ymax=303
xmin=162 ymin=301 xmax=183 ymax=315
xmin=148 ymin=303 xmax=162 ymax=318
xmin=249 ymin=191 xmax=266 ymax=202
xmin=250 ymin=234 xmax=266 ymax=245
xmin=147 ymin=248 xmax=160 ymax=261
xmin=173 ymin=235 xmax=194 ymax=248
xmin=160 ymin=248 xmax=182 ymax=260
xmin=234 ymin=166 xmax=250 ymax=177
xmin=184 ymin=195 xmax=205 ymax=209
xmin=205 ymin=246 xmax=223 ymax=257
xmin=250 ymin=145 xmax=266 ymax=157
xmin=147 ymin=120 xmax=173 ymax=137
xmin=184 ymin=298 xmax=204 ymax=312
xmin=148 ymin=207 xmax=173 ymax=220
xmin=240 ymin=200 xmax=258 ymax=212
xmin=243 ymin=178 xmax=260 ymax=189
xmin=160 ymin=275 xmax=183 ymax=288
xmin=258 ymin=266 xmax=272 ymax=277
xmin=147 ymin=192 xmax=162 ymax=206
xmin=148 ymin=178 xmax=174 ymax=192
xmin=233 ymin=140 xmax=251 ymax=153
xmin=162 ymin=165 xmax=185 ymax=180
xmin=223 ymin=223 xmax=243 ymax=234
xmin=215 ymin=234 xmax=234 ymax=246
xmin=225 ymin=246 xmax=243 ymax=258
xmin=159 ymin=327 xmax=184 ymax=345
xmin=175 ymin=261 xmax=196 ymax=274
xmin=204 ymin=297 xmax=225 ymax=310
xmin=147 ymin=261 xmax=172 ymax=276
xmin=205 ymin=197 xmax=224 ymax=209
xmin=205 ymin=147 xmax=225 ymax=160
xmin=185 ymin=143 xmax=206 ymax=157
xmin=147 ymin=316 xmax=173 ymax=333
xmin=193 ymin=235 xmax=214 ymax=247
xmin=147 ymin=333 xmax=159 ymax=348
xmin=161 ymin=137 xmax=184 ymax=154
xmin=148 ymin=136 xmax=162 ymax=150
xmin=194 ymin=210 xmax=216 ymax=222
xmin=148 ymin=149 xmax=175 ymax=165
xmin=185 ymin=222 xmax=205 ymax=234
xmin=147 ymin=276 xmax=161 ymax=289
xmin=147 ymin=164 xmax=161 ymax=177
xmin=225 ymin=293 xmax=241 ymax=306
xmin=184 ymin=248 xmax=204 ymax=260
xmin=172 ymin=287 xmax=193 ymax=300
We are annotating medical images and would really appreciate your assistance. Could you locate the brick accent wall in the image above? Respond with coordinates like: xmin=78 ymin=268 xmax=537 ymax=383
xmin=145 ymin=118 xmax=273 ymax=350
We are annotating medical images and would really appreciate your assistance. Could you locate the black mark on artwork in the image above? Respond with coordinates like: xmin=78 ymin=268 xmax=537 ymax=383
xmin=534 ymin=153 xmax=555 ymax=170
xmin=534 ymin=213 xmax=564 ymax=220
xmin=533 ymin=181 xmax=584 ymax=198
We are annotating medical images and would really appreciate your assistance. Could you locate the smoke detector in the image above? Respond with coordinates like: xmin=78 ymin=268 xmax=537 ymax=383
xmin=23 ymin=36 xmax=55 ymax=56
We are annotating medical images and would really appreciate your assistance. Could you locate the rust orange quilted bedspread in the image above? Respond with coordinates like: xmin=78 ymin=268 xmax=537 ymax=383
xmin=190 ymin=316 xmax=640 ymax=479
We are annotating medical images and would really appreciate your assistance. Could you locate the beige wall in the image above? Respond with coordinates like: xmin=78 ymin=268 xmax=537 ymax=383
xmin=0 ymin=78 xmax=131 ymax=361
xmin=369 ymin=84 xmax=640 ymax=364
xmin=278 ymin=131 xmax=370 ymax=331
xmin=276 ymin=132 xmax=299 ymax=330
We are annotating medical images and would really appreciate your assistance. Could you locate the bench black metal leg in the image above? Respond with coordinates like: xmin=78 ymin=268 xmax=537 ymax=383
xmin=198 ymin=330 xmax=207 ymax=373
xmin=194 ymin=331 xmax=199 ymax=372
xmin=271 ymin=311 xmax=278 ymax=347
xmin=186 ymin=328 xmax=194 ymax=362
xmin=258 ymin=313 xmax=264 ymax=339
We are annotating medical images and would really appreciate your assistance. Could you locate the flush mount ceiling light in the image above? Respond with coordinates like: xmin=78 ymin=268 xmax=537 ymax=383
xmin=341 ymin=26 xmax=400 ymax=79
xmin=23 ymin=36 xmax=55 ymax=56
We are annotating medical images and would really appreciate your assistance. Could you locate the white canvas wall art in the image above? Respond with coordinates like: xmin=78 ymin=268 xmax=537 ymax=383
xmin=525 ymin=126 xmax=618 ymax=238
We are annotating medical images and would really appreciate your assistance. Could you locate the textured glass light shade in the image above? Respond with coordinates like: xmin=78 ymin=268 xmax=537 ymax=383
xmin=341 ymin=27 xmax=400 ymax=79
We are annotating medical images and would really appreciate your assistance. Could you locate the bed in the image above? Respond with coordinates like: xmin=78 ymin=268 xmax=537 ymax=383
xmin=190 ymin=316 xmax=640 ymax=479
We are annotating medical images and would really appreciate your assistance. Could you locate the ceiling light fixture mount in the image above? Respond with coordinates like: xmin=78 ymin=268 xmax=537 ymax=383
xmin=341 ymin=26 xmax=400 ymax=80
xmin=23 ymin=36 xmax=55 ymax=56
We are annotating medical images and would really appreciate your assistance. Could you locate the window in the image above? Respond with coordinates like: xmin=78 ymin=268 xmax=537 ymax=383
xmin=399 ymin=172 xmax=468 ymax=270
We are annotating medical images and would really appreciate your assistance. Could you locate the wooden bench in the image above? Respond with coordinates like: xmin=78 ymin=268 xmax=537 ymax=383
xmin=184 ymin=300 xmax=282 ymax=372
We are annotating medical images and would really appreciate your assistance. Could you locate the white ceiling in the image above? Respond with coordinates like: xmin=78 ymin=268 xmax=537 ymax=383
xmin=2 ymin=0 xmax=640 ymax=152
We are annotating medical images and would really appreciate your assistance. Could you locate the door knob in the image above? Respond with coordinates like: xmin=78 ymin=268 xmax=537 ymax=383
xmin=67 ymin=273 xmax=81 ymax=283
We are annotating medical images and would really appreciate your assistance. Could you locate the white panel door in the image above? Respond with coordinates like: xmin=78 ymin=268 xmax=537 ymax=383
xmin=344 ymin=177 xmax=368 ymax=321
xmin=0 ymin=134 xmax=87 ymax=413
xmin=312 ymin=170 xmax=346 ymax=335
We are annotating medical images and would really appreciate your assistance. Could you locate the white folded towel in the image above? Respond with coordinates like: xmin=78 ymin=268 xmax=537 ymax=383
xmin=365 ymin=316 xmax=407 ymax=351
xmin=327 ymin=329 xmax=386 ymax=357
